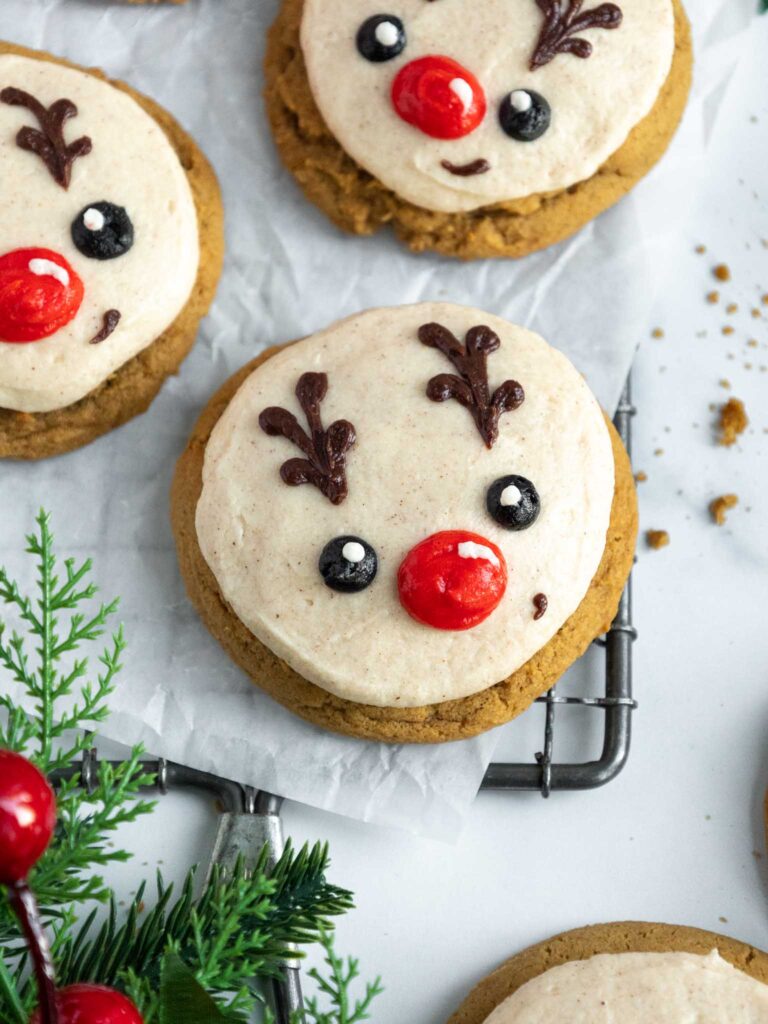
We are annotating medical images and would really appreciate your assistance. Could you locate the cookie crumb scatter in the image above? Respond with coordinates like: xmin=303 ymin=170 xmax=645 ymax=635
xmin=713 ymin=264 xmax=731 ymax=282
xmin=646 ymin=530 xmax=670 ymax=550
xmin=651 ymin=327 xmax=664 ymax=339
xmin=725 ymin=303 xmax=738 ymax=314
xmin=706 ymin=291 xmax=719 ymax=304
xmin=710 ymin=494 xmax=738 ymax=525
xmin=634 ymin=471 xmax=647 ymax=483
xmin=718 ymin=397 xmax=748 ymax=446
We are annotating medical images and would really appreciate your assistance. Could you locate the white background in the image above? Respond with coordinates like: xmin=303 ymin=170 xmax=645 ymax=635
xmin=1 ymin=1 xmax=767 ymax=1022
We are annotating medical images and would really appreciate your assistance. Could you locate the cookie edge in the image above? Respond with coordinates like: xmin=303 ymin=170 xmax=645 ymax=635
xmin=263 ymin=0 xmax=692 ymax=260
xmin=446 ymin=921 xmax=768 ymax=1024
xmin=0 ymin=40 xmax=224 ymax=459
xmin=170 ymin=343 xmax=638 ymax=745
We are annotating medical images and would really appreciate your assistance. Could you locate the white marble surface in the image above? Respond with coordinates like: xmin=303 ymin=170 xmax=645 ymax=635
xmin=2 ymin=1 xmax=768 ymax=1022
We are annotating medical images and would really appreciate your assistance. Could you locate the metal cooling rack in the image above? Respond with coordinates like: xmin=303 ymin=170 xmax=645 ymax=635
xmin=481 ymin=379 xmax=638 ymax=797
xmin=51 ymin=380 xmax=637 ymax=1019
xmin=53 ymin=756 xmax=304 ymax=1023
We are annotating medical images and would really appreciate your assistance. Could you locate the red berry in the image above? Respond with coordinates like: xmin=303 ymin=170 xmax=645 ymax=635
xmin=0 ymin=248 xmax=84 ymax=343
xmin=397 ymin=530 xmax=507 ymax=631
xmin=391 ymin=56 xmax=486 ymax=139
xmin=0 ymin=750 xmax=56 ymax=885
xmin=30 ymin=985 xmax=144 ymax=1024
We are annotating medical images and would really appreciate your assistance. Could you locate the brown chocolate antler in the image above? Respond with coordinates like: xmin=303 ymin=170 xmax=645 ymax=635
xmin=418 ymin=322 xmax=525 ymax=450
xmin=0 ymin=87 xmax=92 ymax=188
xmin=530 ymin=0 xmax=622 ymax=70
xmin=259 ymin=372 xmax=356 ymax=505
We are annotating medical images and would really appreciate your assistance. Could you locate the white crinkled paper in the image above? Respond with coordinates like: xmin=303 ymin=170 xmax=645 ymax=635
xmin=0 ymin=0 xmax=759 ymax=838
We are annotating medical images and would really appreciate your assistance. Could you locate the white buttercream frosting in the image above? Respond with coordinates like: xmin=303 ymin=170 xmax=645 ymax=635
xmin=300 ymin=0 xmax=675 ymax=212
xmin=195 ymin=303 xmax=615 ymax=709
xmin=482 ymin=951 xmax=768 ymax=1023
xmin=0 ymin=54 xmax=199 ymax=413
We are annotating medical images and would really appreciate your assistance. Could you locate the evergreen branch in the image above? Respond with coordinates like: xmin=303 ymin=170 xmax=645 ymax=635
xmin=305 ymin=930 xmax=383 ymax=1024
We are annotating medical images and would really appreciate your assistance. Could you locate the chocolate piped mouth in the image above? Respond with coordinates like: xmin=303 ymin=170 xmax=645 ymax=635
xmin=89 ymin=308 xmax=121 ymax=344
xmin=440 ymin=158 xmax=491 ymax=177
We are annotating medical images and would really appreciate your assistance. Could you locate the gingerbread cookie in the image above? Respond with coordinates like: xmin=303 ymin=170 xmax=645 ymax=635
xmin=265 ymin=0 xmax=692 ymax=259
xmin=448 ymin=922 xmax=768 ymax=1023
xmin=0 ymin=42 xmax=223 ymax=459
xmin=172 ymin=303 xmax=637 ymax=743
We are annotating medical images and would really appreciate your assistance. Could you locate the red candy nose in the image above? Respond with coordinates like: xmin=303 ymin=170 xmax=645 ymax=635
xmin=392 ymin=55 xmax=486 ymax=139
xmin=398 ymin=530 xmax=507 ymax=631
xmin=0 ymin=247 xmax=84 ymax=343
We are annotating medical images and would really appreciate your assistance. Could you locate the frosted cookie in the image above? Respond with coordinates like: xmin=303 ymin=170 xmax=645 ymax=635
xmin=265 ymin=0 xmax=692 ymax=259
xmin=0 ymin=43 xmax=223 ymax=459
xmin=172 ymin=302 xmax=637 ymax=743
xmin=448 ymin=922 xmax=768 ymax=1024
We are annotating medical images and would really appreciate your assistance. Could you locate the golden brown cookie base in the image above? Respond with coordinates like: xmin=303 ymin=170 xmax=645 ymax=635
xmin=448 ymin=921 xmax=768 ymax=1024
xmin=0 ymin=41 xmax=224 ymax=460
xmin=264 ymin=0 xmax=692 ymax=260
xmin=171 ymin=345 xmax=637 ymax=744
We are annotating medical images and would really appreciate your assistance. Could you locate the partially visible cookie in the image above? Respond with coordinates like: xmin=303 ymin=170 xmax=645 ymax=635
xmin=172 ymin=304 xmax=637 ymax=743
xmin=0 ymin=42 xmax=223 ymax=459
xmin=448 ymin=922 xmax=768 ymax=1024
xmin=265 ymin=0 xmax=692 ymax=259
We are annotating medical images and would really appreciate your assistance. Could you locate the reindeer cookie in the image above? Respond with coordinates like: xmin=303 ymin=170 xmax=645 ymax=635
xmin=265 ymin=0 xmax=691 ymax=259
xmin=0 ymin=43 xmax=223 ymax=459
xmin=171 ymin=303 xmax=637 ymax=743
xmin=448 ymin=922 xmax=768 ymax=1024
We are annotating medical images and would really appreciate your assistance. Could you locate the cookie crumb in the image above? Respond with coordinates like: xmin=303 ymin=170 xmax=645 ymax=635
xmin=713 ymin=264 xmax=731 ymax=282
xmin=651 ymin=327 xmax=664 ymax=339
xmin=710 ymin=494 xmax=738 ymax=525
xmin=752 ymin=308 xmax=762 ymax=319
xmin=762 ymin=294 xmax=768 ymax=305
xmin=719 ymin=378 xmax=731 ymax=389
xmin=722 ymin=325 xmax=734 ymax=336
xmin=646 ymin=530 xmax=670 ymax=550
xmin=747 ymin=339 xmax=758 ymax=348
xmin=695 ymin=244 xmax=706 ymax=254
xmin=725 ymin=302 xmax=738 ymax=314
xmin=634 ymin=470 xmax=647 ymax=483
xmin=706 ymin=290 xmax=719 ymax=304
xmin=718 ymin=397 xmax=748 ymax=446
xmin=654 ymin=448 xmax=664 ymax=456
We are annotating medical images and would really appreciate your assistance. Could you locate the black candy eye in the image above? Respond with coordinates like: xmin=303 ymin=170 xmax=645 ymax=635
xmin=499 ymin=90 xmax=551 ymax=142
xmin=319 ymin=536 xmax=378 ymax=593
xmin=486 ymin=476 xmax=540 ymax=531
xmin=356 ymin=14 xmax=406 ymax=62
xmin=71 ymin=202 xmax=134 ymax=260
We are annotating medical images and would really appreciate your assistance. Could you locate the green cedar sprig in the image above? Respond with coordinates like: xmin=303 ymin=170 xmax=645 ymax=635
xmin=0 ymin=509 xmax=155 ymax=953
xmin=0 ymin=512 xmax=383 ymax=1023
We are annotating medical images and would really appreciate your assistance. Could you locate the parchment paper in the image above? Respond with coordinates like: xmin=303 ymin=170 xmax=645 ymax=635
xmin=0 ymin=0 xmax=759 ymax=838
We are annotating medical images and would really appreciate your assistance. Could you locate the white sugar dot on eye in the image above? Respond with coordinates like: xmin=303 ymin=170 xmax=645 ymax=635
xmin=375 ymin=21 xmax=399 ymax=47
xmin=342 ymin=541 xmax=366 ymax=564
xmin=509 ymin=90 xmax=532 ymax=113
xmin=449 ymin=78 xmax=474 ymax=113
xmin=457 ymin=541 xmax=500 ymax=568
xmin=28 ymin=258 xmax=69 ymax=287
xmin=83 ymin=207 xmax=105 ymax=232
xmin=500 ymin=484 xmax=523 ymax=507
